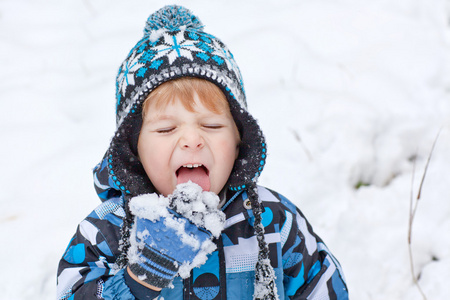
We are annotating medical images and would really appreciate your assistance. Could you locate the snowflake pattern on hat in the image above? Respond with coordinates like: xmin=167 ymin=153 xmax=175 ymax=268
xmin=117 ymin=52 xmax=145 ymax=97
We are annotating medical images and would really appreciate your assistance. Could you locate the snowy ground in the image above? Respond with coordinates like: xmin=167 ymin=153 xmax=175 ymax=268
xmin=1 ymin=0 xmax=449 ymax=299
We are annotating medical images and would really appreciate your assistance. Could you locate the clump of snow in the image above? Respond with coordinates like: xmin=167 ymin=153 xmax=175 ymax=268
xmin=129 ymin=193 xmax=169 ymax=221
xmin=126 ymin=215 xmax=146 ymax=265
xmin=128 ymin=182 xmax=226 ymax=279
xmin=169 ymin=181 xmax=226 ymax=237
xmin=138 ymin=274 xmax=147 ymax=282
xmin=253 ymin=258 xmax=279 ymax=300
xmin=129 ymin=182 xmax=225 ymax=237
xmin=163 ymin=214 xmax=202 ymax=250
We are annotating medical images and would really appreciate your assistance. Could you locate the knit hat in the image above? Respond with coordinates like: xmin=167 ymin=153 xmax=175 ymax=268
xmin=104 ymin=5 xmax=277 ymax=299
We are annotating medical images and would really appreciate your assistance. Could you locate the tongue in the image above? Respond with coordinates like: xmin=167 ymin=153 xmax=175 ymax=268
xmin=177 ymin=167 xmax=210 ymax=191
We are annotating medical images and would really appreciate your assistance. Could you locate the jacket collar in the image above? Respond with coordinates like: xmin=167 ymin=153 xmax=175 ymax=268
xmin=221 ymin=189 xmax=265 ymax=229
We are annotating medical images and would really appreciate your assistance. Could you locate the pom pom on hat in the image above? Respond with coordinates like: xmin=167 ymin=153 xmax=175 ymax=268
xmin=144 ymin=5 xmax=204 ymax=36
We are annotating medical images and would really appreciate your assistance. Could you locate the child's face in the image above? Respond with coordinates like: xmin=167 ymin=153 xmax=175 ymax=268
xmin=138 ymin=92 xmax=240 ymax=196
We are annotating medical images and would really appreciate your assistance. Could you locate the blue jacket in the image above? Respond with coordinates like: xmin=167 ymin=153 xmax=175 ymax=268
xmin=57 ymin=161 xmax=348 ymax=299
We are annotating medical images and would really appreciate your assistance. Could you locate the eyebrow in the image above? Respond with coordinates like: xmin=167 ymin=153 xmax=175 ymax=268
xmin=143 ymin=110 xmax=230 ymax=125
xmin=143 ymin=114 xmax=175 ymax=125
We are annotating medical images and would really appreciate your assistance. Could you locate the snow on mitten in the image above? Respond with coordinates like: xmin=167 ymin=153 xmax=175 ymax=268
xmin=127 ymin=182 xmax=225 ymax=288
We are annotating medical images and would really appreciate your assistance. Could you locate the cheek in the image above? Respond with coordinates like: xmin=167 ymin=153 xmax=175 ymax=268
xmin=138 ymin=142 xmax=175 ymax=196
xmin=138 ymin=137 xmax=165 ymax=174
xmin=217 ymin=138 xmax=239 ymax=164
xmin=143 ymin=145 xmax=169 ymax=167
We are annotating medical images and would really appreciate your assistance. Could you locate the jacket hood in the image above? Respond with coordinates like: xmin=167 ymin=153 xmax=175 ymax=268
xmin=93 ymin=155 xmax=122 ymax=202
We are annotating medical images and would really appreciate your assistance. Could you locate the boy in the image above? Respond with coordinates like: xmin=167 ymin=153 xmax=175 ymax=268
xmin=57 ymin=5 xmax=348 ymax=300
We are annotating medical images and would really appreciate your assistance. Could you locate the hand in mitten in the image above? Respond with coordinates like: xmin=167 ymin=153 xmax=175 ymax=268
xmin=127 ymin=182 xmax=226 ymax=289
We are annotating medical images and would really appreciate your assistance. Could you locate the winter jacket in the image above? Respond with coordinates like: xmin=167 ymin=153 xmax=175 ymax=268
xmin=57 ymin=162 xmax=348 ymax=300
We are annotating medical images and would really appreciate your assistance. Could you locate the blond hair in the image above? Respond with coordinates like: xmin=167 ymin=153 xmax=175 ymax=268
xmin=142 ymin=77 xmax=230 ymax=117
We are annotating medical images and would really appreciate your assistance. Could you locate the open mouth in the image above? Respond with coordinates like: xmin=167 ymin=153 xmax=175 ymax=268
xmin=176 ymin=164 xmax=211 ymax=191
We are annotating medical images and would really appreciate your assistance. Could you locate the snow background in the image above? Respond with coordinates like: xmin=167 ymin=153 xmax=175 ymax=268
xmin=1 ymin=0 xmax=449 ymax=299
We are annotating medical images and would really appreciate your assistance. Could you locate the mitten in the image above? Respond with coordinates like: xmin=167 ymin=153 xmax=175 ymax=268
xmin=127 ymin=182 xmax=225 ymax=289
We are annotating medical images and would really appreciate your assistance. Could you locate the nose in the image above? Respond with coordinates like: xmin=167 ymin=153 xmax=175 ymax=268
xmin=179 ymin=128 xmax=204 ymax=150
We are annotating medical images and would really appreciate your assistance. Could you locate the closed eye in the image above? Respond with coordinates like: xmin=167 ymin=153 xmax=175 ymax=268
xmin=203 ymin=124 xmax=224 ymax=129
xmin=155 ymin=127 xmax=175 ymax=134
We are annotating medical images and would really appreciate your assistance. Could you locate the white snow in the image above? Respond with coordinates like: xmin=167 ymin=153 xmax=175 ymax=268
xmin=128 ymin=183 xmax=225 ymax=279
xmin=1 ymin=0 xmax=449 ymax=299
xmin=129 ymin=193 xmax=170 ymax=221
xmin=177 ymin=239 xmax=217 ymax=279
xmin=127 ymin=223 xmax=146 ymax=265
xmin=163 ymin=216 xmax=202 ymax=251
xmin=169 ymin=182 xmax=225 ymax=237
xmin=253 ymin=258 xmax=280 ymax=300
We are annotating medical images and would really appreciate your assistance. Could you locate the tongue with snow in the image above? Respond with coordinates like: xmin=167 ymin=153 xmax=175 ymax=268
xmin=177 ymin=167 xmax=210 ymax=191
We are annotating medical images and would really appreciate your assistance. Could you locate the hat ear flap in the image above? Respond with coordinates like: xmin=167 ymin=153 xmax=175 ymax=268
xmin=227 ymin=100 xmax=267 ymax=191
xmin=107 ymin=114 xmax=155 ymax=197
